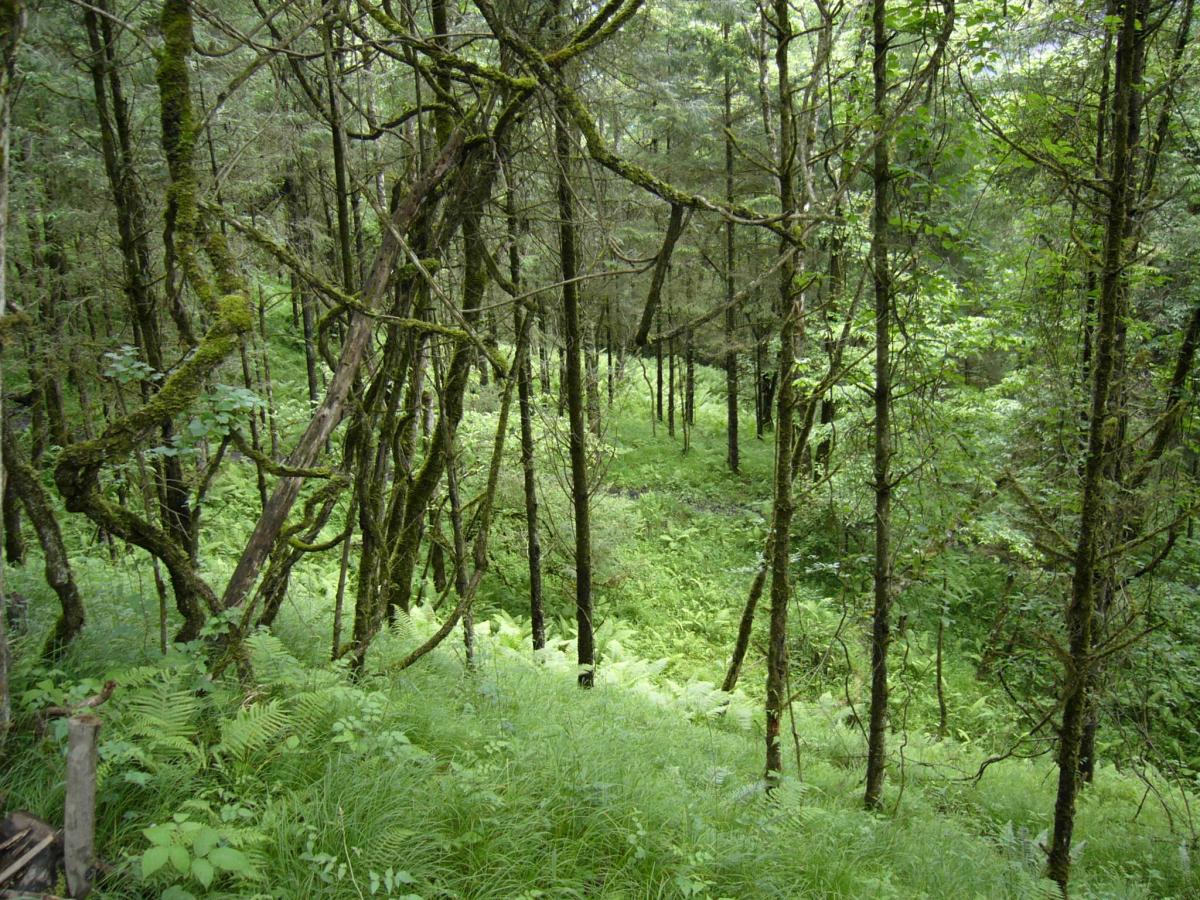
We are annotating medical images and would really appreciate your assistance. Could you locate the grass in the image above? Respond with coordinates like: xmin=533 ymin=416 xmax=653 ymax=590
xmin=4 ymin=609 xmax=1195 ymax=898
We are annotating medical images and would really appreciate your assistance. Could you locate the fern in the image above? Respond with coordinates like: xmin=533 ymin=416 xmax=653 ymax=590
xmin=118 ymin=680 xmax=206 ymax=768
xmin=387 ymin=607 xmax=415 ymax=643
xmin=245 ymin=631 xmax=307 ymax=689
xmin=290 ymin=685 xmax=358 ymax=739
xmin=214 ymin=698 xmax=293 ymax=760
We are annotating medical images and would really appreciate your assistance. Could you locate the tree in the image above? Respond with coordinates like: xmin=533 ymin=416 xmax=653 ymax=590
xmin=0 ymin=0 xmax=22 ymax=752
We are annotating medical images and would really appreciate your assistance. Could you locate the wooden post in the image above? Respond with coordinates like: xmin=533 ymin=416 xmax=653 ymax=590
xmin=64 ymin=714 xmax=100 ymax=898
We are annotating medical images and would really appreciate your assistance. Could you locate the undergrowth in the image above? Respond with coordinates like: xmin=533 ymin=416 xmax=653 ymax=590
xmin=2 ymin=353 xmax=1198 ymax=898
xmin=2 ymin=606 xmax=1196 ymax=899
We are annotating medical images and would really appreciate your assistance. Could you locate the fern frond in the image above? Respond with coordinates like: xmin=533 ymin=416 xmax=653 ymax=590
xmin=245 ymin=632 xmax=306 ymax=688
xmin=215 ymin=698 xmax=293 ymax=759
xmin=123 ymin=684 xmax=202 ymax=742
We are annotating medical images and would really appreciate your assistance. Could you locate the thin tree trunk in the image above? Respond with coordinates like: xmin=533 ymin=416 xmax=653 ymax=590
xmin=722 ymin=560 xmax=767 ymax=693
xmin=765 ymin=0 xmax=798 ymax=781
xmin=3 ymin=473 xmax=22 ymax=565
xmin=0 ymin=0 xmax=22 ymax=752
xmin=936 ymin=606 xmax=947 ymax=738
xmin=864 ymin=0 xmax=893 ymax=812
xmin=240 ymin=343 xmax=270 ymax=509
xmin=656 ymin=308 xmax=664 ymax=422
xmin=504 ymin=150 xmax=545 ymax=651
xmin=557 ymin=93 xmax=594 ymax=688
xmin=285 ymin=172 xmax=320 ymax=405
xmin=331 ymin=501 xmax=354 ymax=660
xmin=685 ymin=326 xmax=695 ymax=428
xmin=668 ymin=331 xmax=676 ymax=438
xmin=724 ymin=21 xmax=739 ymax=473
xmin=538 ymin=305 xmax=552 ymax=396
xmin=606 ymin=299 xmax=614 ymax=404
xmin=3 ymin=418 xmax=85 ymax=656
xmin=1047 ymin=0 xmax=1143 ymax=888
xmin=586 ymin=320 xmax=601 ymax=436
xmin=322 ymin=11 xmax=356 ymax=295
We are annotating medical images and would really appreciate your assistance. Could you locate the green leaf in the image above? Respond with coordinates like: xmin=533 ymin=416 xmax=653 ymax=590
xmin=144 ymin=825 xmax=174 ymax=846
xmin=191 ymin=857 xmax=215 ymax=889
xmin=208 ymin=846 xmax=250 ymax=873
xmin=169 ymin=844 xmax=191 ymax=874
xmin=142 ymin=845 xmax=170 ymax=878
xmin=162 ymin=887 xmax=197 ymax=900
xmin=192 ymin=826 xmax=220 ymax=857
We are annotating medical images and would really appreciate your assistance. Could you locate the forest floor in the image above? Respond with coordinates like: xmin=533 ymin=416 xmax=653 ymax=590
xmin=2 ymin=351 xmax=1197 ymax=898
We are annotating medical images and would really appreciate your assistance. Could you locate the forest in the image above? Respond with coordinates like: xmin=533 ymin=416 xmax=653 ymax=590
xmin=0 ymin=0 xmax=1198 ymax=896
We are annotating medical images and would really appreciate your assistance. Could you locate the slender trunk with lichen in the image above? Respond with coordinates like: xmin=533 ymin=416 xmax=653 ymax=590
xmin=322 ymin=9 xmax=356 ymax=295
xmin=557 ymin=91 xmax=594 ymax=688
xmin=864 ymin=0 xmax=893 ymax=811
xmin=723 ymin=21 xmax=739 ymax=473
xmin=3 ymin=473 xmax=22 ymax=565
xmin=764 ymin=0 xmax=797 ymax=781
xmin=2 ymin=417 xmax=84 ymax=657
xmin=1079 ymin=0 xmax=1194 ymax=787
xmin=0 ymin=0 xmax=23 ymax=752
xmin=504 ymin=148 xmax=545 ymax=650
xmin=1047 ymin=0 xmax=1143 ymax=889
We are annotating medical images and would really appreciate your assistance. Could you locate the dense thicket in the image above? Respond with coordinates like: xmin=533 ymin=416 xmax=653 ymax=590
xmin=2 ymin=0 xmax=1200 ymax=896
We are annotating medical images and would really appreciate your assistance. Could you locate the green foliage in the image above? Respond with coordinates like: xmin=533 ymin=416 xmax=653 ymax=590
xmin=140 ymin=810 xmax=257 ymax=897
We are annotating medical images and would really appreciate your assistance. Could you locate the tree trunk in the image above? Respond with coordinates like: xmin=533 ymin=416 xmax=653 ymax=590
xmin=284 ymin=171 xmax=321 ymax=405
xmin=864 ymin=0 xmax=893 ymax=812
xmin=685 ymin=326 xmax=695 ymax=428
xmin=1047 ymin=0 xmax=1143 ymax=889
xmin=668 ymin=330 xmax=676 ymax=438
xmin=606 ymin=299 xmax=614 ymax=404
xmin=2 ymin=418 xmax=85 ymax=656
xmin=765 ymin=0 xmax=798 ymax=781
xmin=322 ymin=11 xmax=356 ymax=295
xmin=655 ymin=318 xmax=664 ymax=422
xmin=0 ymin=0 xmax=22 ymax=753
xmin=556 ymin=92 xmax=594 ymax=688
xmin=3 ymin=472 xmax=22 ymax=565
xmin=722 ymin=558 xmax=767 ymax=693
xmin=586 ymin=319 xmax=601 ymax=436
xmin=505 ymin=152 xmax=545 ymax=651
xmin=724 ymin=22 xmax=739 ymax=472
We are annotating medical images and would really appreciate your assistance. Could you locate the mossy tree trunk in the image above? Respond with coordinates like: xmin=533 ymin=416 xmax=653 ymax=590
xmin=723 ymin=20 xmax=739 ymax=473
xmin=504 ymin=146 xmax=546 ymax=651
xmin=1047 ymin=0 xmax=1144 ymax=889
xmin=864 ymin=0 xmax=893 ymax=811
xmin=557 ymin=85 xmax=595 ymax=687
xmin=2 ymin=417 xmax=84 ymax=656
xmin=3 ymin=473 xmax=22 ymax=565
xmin=0 ymin=0 xmax=23 ymax=752
xmin=764 ymin=0 xmax=798 ymax=781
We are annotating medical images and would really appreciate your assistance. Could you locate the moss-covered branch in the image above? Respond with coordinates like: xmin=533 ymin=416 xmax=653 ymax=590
xmin=360 ymin=0 xmax=536 ymax=92
xmin=2 ymin=416 xmax=84 ymax=657
xmin=472 ymin=0 xmax=794 ymax=241
xmin=53 ymin=301 xmax=249 ymax=627
xmin=156 ymin=0 xmax=216 ymax=312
